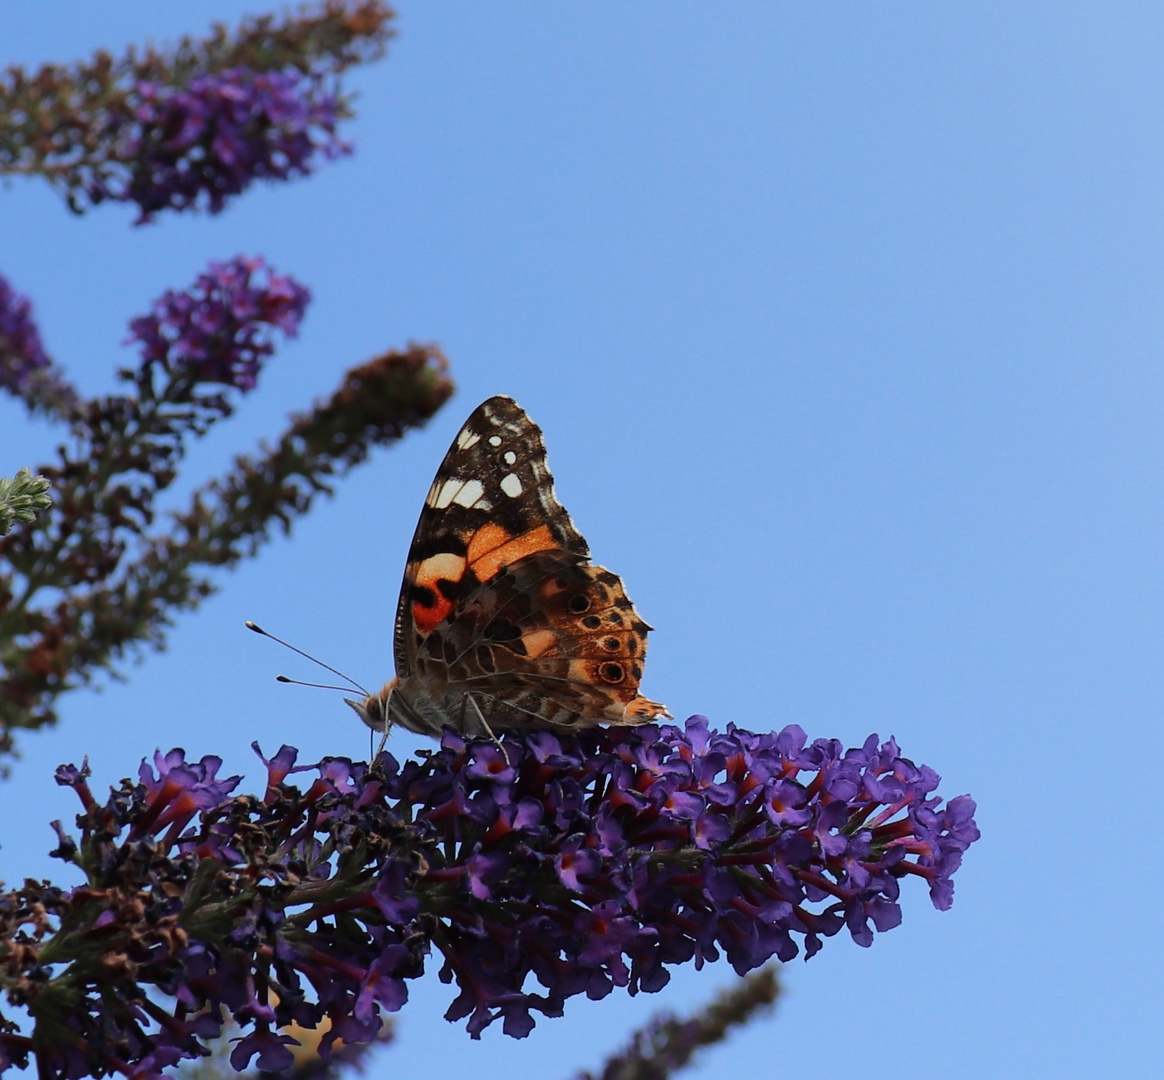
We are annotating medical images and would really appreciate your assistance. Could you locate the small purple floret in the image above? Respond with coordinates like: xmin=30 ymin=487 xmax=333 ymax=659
xmin=132 ymin=747 xmax=240 ymax=842
xmin=229 ymin=1027 xmax=298 ymax=1073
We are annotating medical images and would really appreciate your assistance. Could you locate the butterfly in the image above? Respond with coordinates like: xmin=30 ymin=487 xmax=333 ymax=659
xmin=347 ymin=395 xmax=670 ymax=742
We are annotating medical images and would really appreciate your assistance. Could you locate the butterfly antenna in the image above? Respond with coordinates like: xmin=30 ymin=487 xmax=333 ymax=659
xmin=246 ymin=621 xmax=370 ymax=696
xmin=276 ymin=675 xmax=362 ymax=692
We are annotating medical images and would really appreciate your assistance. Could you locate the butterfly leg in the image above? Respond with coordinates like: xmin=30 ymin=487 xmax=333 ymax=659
xmin=374 ymin=684 xmax=396 ymax=759
xmin=465 ymin=693 xmax=511 ymax=766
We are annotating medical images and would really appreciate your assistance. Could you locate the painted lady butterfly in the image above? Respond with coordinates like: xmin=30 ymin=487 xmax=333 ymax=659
xmin=348 ymin=396 xmax=670 ymax=740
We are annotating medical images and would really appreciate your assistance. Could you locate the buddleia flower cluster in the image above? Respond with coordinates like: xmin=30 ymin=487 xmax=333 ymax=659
xmin=107 ymin=66 xmax=351 ymax=222
xmin=127 ymin=255 xmax=311 ymax=391
xmin=0 ymin=273 xmax=49 ymax=390
xmin=0 ymin=1 xmax=394 ymax=222
xmin=0 ymin=717 xmax=978 ymax=1078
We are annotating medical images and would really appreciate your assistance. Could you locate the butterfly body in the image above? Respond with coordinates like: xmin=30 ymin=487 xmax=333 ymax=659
xmin=349 ymin=396 xmax=668 ymax=739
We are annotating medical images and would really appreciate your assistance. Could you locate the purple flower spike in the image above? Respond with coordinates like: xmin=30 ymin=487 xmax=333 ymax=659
xmin=127 ymin=256 xmax=309 ymax=392
xmin=115 ymin=68 xmax=353 ymax=223
xmin=16 ymin=722 xmax=976 ymax=1078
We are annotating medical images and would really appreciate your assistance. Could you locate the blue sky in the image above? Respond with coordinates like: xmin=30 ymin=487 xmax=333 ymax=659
xmin=2 ymin=3 xmax=1163 ymax=1077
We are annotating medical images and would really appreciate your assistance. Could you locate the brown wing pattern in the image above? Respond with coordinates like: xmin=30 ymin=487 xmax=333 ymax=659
xmin=379 ymin=394 xmax=668 ymax=736
xmin=393 ymin=396 xmax=588 ymax=678
xmin=413 ymin=549 xmax=664 ymax=730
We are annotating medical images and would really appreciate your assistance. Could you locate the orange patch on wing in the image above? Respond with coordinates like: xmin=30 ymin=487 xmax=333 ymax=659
xmin=465 ymin=522 xmax=513 ymax=567
xmin=468 ymin=523 xmax=558 ymax=581
xmin=410 ymin=552 xmax=467 ymax=635
xmin=567 ymin=658 xmax=605 ymax=686
xmin=412 ymin=596 xmax=453 ymax=636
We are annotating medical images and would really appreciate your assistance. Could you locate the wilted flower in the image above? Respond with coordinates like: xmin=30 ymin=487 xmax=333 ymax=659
xmin=126 ymin=255 xmax=310 ymax=391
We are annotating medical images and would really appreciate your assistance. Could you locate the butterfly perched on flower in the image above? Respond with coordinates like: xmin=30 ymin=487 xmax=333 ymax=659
xmin=348 ymin=396 xmax=669 ymax=741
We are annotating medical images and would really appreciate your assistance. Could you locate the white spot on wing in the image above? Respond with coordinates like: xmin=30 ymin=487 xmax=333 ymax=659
xmin=416 ymin=551 xmax=466 ymax=581
xmin=430 ymin=478 xmax=460 ymax=509
xmin=488 ymin=435 xmax=502 ymax=447
xmin=431 ymin=477 xmax=488 ymax=509
xmin=500 ymin=473 xmax=523 ymax=498
xmin=504 ymin=450 xmax=517 ymax=465
xmin=452 ymin=478 xmax=487 ymax=507
xmin=456 ymin=428 xmax=481 ymax=450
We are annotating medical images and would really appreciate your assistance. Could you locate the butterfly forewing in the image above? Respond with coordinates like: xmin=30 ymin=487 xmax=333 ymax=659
xmin=394 ymin=396 xmax=589 ymax=678
xmin=384 ymin=395 xmax=668 ymax=735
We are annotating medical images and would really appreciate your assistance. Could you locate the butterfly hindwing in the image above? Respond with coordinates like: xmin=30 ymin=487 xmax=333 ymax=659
xmin=411 ymin=548 xmax=658 ymax=729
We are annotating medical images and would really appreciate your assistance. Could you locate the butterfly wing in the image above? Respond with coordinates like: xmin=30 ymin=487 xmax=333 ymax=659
xmin=394 ymin=396 xmax=589 ymax=679
xmin=389 ymin=395 xmax=667 ymax=734
xmin=414 ymin=548 xmax=667 ymax=730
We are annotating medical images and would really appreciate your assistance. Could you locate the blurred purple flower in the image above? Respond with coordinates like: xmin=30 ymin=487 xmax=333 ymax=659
xmin=104 ymin=67 xmax=352 ymax=223
xmin=0 ymin=272 xmax=51 ymax=398
xmin=126 ymin=256 xmax=310 ymax=391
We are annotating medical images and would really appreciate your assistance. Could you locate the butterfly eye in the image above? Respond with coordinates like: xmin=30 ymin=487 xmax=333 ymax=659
xmin=567 ymin=595 xmax=591 ymax=614
xmin=599 ymin=662 xmax=625 ymax=683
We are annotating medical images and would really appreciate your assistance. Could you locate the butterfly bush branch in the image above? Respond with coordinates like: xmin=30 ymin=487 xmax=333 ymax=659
xmin=571 ymin=966 xmax=780 ymax=1080
xmin=0 ymin=257 xmax=309 ymax=743
xmin=169 ymin=343 xmax=453 ymax=563
xmin=0 ymin=719 xmax=978 ymax=1079
xmin=0 ymin=255 xmax=453 ymax=761
xmin=74 ymin=343 xmax=452 ymax=655
xmin=0 ymin=1 xmax=393 ymax=222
